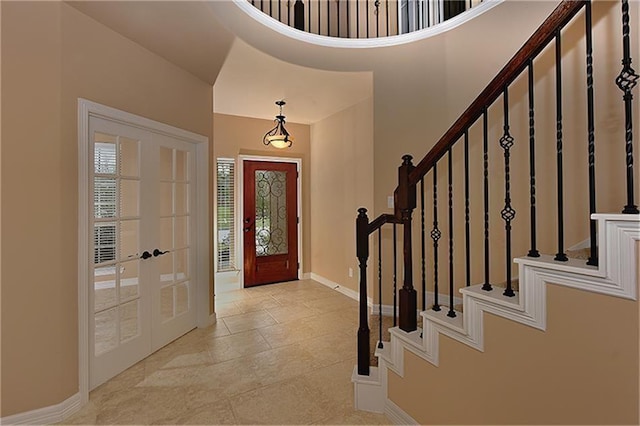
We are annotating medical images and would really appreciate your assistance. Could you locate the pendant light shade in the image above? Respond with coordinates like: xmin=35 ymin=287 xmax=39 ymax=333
xmin=263 ymin=100 xmax=293 ymax=149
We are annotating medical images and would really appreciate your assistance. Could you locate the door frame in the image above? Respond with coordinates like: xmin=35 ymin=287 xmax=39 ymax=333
xmin=237 ymin=155 xmax=302 ymax=289
xmin=77 ymin=99 xmax=210 ymax=404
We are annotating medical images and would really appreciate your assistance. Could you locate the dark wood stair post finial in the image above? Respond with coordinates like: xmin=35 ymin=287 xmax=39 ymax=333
xmin=396 ymin=155 xmax=418 ymax=332
xmin=356 ymin=207 xmax=370 ymax=376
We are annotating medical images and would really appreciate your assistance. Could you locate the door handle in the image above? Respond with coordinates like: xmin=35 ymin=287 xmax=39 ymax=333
xmin=140 ymin=251 xmax=153 ymax=260
xmin=244 ymin=217 xmax=253 ymax=232
xmin=153 ymin=248 xmax=168 ymax=257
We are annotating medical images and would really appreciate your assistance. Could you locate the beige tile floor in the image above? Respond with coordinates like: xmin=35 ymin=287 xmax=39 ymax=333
xmin=63 ymin=279 xmax=390 ymax=425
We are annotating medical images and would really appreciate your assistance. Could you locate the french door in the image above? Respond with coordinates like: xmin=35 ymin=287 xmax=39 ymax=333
xmin=243 ymin=161 xmax=298 ymax=287
xmin=89 ymin=116 xmax=197 ymax=389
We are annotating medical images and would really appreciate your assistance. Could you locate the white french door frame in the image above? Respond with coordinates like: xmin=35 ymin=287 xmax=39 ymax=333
xmin=77 ymin=99 xmax=210 ymax=405
xmin=236 ymin=155 xmax=303 ymax=290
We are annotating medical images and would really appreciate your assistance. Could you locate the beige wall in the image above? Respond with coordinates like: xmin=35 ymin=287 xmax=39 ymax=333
xmin=388 ymin=283 xmax=640 ymax=424
xmin=1 ymin=2 xmax=213 ymax=417
xmin=310 ymin=98 xmax=374 ymax=293
xmin=212 ymin=112 xmax=312 ymax=276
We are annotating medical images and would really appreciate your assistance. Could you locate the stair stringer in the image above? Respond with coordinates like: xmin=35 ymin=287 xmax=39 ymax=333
xmin=353 ymin=213 xmax=639 ymax=419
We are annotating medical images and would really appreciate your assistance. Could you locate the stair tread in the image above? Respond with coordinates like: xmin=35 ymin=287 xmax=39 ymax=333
xmin=461 ymin=284 xmax=522 ymax=310
xmin=515 ymin=253 xmax=600 ymax=276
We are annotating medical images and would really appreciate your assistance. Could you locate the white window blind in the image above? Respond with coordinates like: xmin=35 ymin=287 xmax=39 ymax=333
xmin=216 ymin=158 xmax=236 ymax=272
xmin=94 ymin=142 xmax=118 ymax=264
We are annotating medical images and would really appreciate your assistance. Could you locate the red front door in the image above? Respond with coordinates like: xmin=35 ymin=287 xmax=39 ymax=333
xmin=243 ymin=160 xmax=298 ymax=287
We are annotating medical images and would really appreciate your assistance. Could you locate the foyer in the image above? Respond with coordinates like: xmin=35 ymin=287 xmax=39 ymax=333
xmin=62 ymin=280 xmax=390 ymax=425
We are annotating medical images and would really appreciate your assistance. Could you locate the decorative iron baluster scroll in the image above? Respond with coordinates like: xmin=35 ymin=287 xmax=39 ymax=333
xmin=500 ymin=88 xmax=516 ymax=297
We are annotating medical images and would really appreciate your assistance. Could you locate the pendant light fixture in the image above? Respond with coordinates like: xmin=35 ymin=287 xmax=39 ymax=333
xmin=263 ymin=100 xmax=293 ymax=149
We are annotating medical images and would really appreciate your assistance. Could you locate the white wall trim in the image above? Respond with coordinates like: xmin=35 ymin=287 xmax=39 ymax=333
xmin=384 ymin=398 xmax=420 ymax=425
xmin=0 ymin=393 xmax=81 ymax=425
xmin=77 ymin=99 xmax=210 ymax=413
xmin=354 ymin=214 xmax=639 ymax=417
xmin=237 ymin=155 xmax=303 ymax=289
xmin=310 ymin=272 xmax=372 ymax=306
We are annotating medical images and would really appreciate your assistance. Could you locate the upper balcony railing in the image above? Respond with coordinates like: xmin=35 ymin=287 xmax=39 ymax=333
xmin=249 ymin=0 xmax=483 ymax=38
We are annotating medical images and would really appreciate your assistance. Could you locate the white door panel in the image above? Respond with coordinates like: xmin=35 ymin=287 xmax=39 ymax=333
xmin=89 ymin=117 xmax=196 ymax=389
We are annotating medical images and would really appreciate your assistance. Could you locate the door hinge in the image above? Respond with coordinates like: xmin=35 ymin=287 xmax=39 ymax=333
xmin=297 ymin=262 xmax=300 ymax=269
xmin=297 ymin=217 xmax=300 ymax=224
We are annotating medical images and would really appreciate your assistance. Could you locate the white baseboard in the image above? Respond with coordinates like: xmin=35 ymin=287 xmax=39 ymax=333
xmin=385 ymin=398 xmax=420 ymax=425
xmin=309 ymin=272 xmax=373 ymax=305
xmin=1 ymin=392 xmax=81 ymax=425
xmin=302 ymin=272 xmax=311 ymax=280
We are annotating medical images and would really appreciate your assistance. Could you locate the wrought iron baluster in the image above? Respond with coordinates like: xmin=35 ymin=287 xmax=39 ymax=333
xmin=318 ymin=0 xmax=321 ymax=34
xmin=431 ymin=164 xmax=441 ymax=311
xmin=464 ymin=130 xmax=470 ymax=287
xmin=527 ymin=59 xmax=540 ymax=258
xmin=500 ymin=88 xmax=516 ymax=297
xmin=386 ymin=0 xmax=390 ymax=36
xmin=375 ymin=0 xmax=380 ymax=37
xmin=377 ymin=228 xmax=383 ymax=349
xmin=421 ymin=178 xmax=426 ymax=309
xmin=338 ymin=0 xmax=341 ymax=36
xmin=447 ymin=148 xmax=456 ymax=317
xmin=278 ymin=0 xmax=281 ymax=22
xmin=308 ymin=0 xmax=312 ymax=33
xmin=347 ymin=0 xmax=351 ymax=37
xmin=554 ymin=30 xmax=569 ymax=262
xmin=617 ymin=0 xmax=639 ymax=214
xmin=482 ymin=109 xmax=492 ymax=291
xmin=585 ymin=0 xmax=599 ymax=265
xmin=406 ymin=0 xmax=410 ymax=34
xmin=327 ymin=0 xmax=331 ymax=36
xmin=366 ymin=0 xmax=370 ymax=37
xmin=393 ymin=223 xmax=397 ymax=326
xmin=357 ymin=0 xmax=360 ymax=38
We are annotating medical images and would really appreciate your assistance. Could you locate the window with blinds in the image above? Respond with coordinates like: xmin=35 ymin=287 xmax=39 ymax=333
xmin=94 ymin=142 xmax=117 ymax=264
xmin=216 ymin=158 xmax=236 ymax=272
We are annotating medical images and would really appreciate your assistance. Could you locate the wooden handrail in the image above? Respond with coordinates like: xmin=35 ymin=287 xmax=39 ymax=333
xmin=367 ymin=213 xmax=400 ymax=235
xmin=408 ymin=0 xmax=587 ymax=185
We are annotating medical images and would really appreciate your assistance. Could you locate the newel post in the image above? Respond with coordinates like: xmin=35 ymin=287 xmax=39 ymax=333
xmin=396 ymin=155 xmax=418 ymax=332
xmin=356 ymin=208 xmax=370 ymax=376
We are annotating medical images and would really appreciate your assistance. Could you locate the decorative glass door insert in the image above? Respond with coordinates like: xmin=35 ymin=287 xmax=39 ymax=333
xmin=243 ymin=161 xmax=298 ymax=287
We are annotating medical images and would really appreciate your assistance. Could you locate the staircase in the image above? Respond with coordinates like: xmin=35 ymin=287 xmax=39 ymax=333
xmin=352 ymin=0 xmax=639 ymax=423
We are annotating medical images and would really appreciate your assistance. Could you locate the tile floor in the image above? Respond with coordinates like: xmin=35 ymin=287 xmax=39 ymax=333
xmin=62 ymin=279 xmax=390 ymax=425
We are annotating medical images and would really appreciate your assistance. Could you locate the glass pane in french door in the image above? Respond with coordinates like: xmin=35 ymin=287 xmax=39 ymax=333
xmin=157 ymin=146 xmax=192 ymax=323
xmin=93 ymin=131 xmax=143 ymax=356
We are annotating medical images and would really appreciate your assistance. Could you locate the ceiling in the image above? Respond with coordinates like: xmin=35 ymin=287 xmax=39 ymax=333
xmin=67 ymin=1 xmax=373 ymax=124
xmin=213 ymin=39 xmax=372 ymax=124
